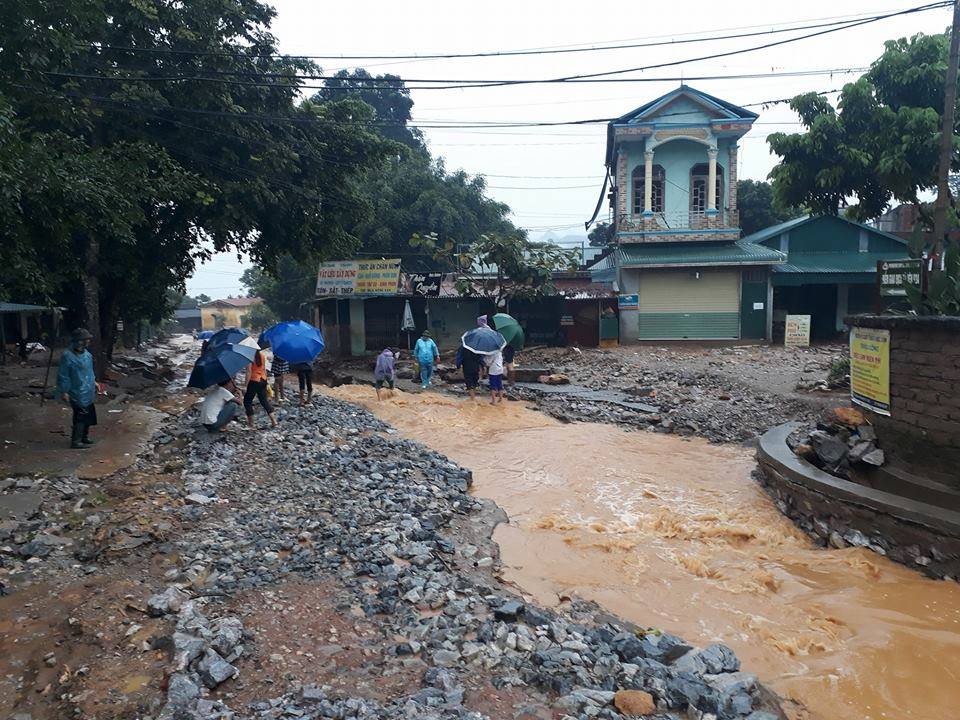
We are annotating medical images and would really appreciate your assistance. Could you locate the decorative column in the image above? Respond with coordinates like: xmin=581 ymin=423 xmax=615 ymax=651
xmin=643 ymin=150 xmax=654 ymax=214
xmin=728 ymin=144 xmax=739 ymax=210
xmin=707 ymin=147 xmax=718 ymax=214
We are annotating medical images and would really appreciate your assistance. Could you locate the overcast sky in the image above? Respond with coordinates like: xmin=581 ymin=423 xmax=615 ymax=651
xmin=186 ymin=0 xmax=951 ymax=298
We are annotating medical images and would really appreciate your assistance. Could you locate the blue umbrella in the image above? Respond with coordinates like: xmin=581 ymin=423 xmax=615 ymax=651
xmin=461 ymin=327 xmax=506 ymax=355
xmin=206 ymin=327 xmax=248 ymax=350
xmin=197 ymin=330 xmax=214 ymax=340
xmin=188 ymin=342 xmax=257 ymax=389
xmin=261 ymin=320 xmax=325 ymax=365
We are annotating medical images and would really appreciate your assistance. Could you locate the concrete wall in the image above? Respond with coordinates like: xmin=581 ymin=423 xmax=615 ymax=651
xmin=848 ymin=315 xmax=960 ymax=487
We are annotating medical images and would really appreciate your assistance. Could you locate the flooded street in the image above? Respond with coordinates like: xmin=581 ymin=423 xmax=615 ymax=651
xmin=324 ymin=386 xmax=960 ymax=720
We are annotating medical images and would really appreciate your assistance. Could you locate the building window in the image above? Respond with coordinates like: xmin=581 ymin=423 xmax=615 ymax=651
xmin=632 ymin=164 xmax=665 ymax=214
xmin=690 ymin=163 xmax=723 ymax=213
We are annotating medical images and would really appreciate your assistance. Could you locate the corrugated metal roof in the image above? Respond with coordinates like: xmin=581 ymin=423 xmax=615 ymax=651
xmin=774 ymin=251 xmax=908 ymax=274
xmin=615 ymin=240 xmax=785 ymax=268
xmin=742 ymin=214 xmax=908 ymax=247
xmin=0 ymin=302 xmax=55 ymax=313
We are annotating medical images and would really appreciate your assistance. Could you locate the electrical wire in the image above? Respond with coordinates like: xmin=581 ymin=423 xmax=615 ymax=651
xmin=79 ymin=3 xmax=948 ymax=61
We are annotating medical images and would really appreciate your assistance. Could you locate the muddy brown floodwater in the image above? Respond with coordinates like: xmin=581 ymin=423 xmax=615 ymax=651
xmin=323 ymin=387 xmax=960 ymax=720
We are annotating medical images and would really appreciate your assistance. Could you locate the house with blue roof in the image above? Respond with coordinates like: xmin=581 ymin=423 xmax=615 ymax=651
xmin=589 ymin=85 xmax=785 ymax=341
xmin=744 ymin=214 xmax=909 ymax=340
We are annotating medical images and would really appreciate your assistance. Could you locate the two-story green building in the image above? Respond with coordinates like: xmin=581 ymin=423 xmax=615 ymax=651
xmin=589 ymin=85 xmax=785 ymax=342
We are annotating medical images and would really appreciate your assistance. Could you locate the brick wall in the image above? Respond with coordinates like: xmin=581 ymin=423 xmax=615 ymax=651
xmin=848 ymin=315 xmax=960 ymax=486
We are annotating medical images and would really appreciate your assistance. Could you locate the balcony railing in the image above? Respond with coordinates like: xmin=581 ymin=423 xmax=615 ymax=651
xmin=633 ymin=210 xmax=727 ymax=229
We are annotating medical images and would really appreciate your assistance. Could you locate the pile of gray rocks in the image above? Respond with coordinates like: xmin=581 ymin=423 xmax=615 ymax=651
xmin=145 ymin=393 xmax=785 ymax=720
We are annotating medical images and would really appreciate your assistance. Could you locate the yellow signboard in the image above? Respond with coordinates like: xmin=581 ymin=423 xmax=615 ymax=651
xmin=850 ymin=326 xmax=891 ymax=416
xmin=315 ymin=259 xmax=401 ymax=296
xmin=784 ymin=314 xmax=811 ymax=347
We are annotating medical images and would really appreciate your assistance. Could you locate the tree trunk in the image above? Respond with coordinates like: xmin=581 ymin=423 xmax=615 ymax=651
xmin=82 ymin=236 xmax=105 ymax=379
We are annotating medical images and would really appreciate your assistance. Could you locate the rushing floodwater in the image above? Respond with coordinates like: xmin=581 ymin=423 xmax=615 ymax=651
xmin=323 ymin=387 xmax=960 ymax=720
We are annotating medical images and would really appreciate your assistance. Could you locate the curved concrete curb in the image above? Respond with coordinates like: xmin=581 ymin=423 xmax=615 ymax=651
xmin=756 ymin=422 xmax=960 ymax=580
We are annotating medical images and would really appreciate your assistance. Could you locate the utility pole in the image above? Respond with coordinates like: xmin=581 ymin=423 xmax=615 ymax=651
xmin=933 ymin=0 xmax=960 ymax=258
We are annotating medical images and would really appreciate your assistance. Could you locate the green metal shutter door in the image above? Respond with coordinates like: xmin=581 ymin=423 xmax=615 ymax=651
xmin=638 ymin=271 xmax=740 ymax=339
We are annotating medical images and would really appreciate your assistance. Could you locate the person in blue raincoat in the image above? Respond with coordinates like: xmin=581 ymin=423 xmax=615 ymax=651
xmin=56 ymin=328 xmax=101 ymax=449
xmin=413 ymin=330 xmax=440 ymax=389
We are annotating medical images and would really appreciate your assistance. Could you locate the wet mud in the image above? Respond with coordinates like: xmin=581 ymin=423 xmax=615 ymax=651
xmin=324 ymin=386 xmax=960 ymax=720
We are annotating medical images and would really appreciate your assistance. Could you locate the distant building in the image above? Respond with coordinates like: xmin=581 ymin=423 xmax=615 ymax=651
xmin=199 ymin=297 xmax=263 ymax=330
xmin=172 ymin=307 xmax=202 ymax=333
xmin=744 ymin=215 xmax=909 ymax=340
xmin=589 ymin=85 xmax=785 ymax=341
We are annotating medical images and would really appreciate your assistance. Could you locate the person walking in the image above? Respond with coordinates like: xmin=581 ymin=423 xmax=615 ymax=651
xmin=373 ymin=347 xmax=397 ymax=400
xmin=485 ymin=347 xmax=505 ymax=404
xmin=292 ymin=360 xmax=314 ymax=406
xmin=244 ymin=343 xmax=278 ymax=428
xmin=271 ymin=354 xmax=289 ymax=404
xmin=56 ymin=328 xmax=101 ymax=449
xmin=502 ymin=343 xmax=516 ymax=386
xmin=455 ymin=344 xmax=482 ymax=401
xmin=413 ymin=330 xmax=440 ymax=389
xmin=200 ymin=379 xmax=242 ymax=433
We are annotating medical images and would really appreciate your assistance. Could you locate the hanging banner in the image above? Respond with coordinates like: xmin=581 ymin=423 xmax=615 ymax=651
xmin=850 ymin=326 xmax=891 ymax=416
xmin=784 ymin=314 xmax=811 ymax=347
xmin=315 ymin=259 xmax=401 ymax=296
xmin=410 ymin=273 xmax=443 ymax=297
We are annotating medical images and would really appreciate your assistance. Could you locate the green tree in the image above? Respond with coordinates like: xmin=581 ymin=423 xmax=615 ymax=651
xmin=312 ymin=69 xmax=425 ymax=152
xmin=243 ymin=301 xmax=279 ymax=331
xmin=768 ymin=30 xmax=953 ymax=222
xmin=0 ymin=0 xmax=396 ymax=372
xmin=354 ymin=155 xmax=515 ymax=271
xmin=240 ymin=257 xmax=316 ymax=321
xmin=411 ymin=231 xmax=580 ymax=307
xmin=737 ymin=180 xmax=803 ymax=236
xmin=588 ymin=221 xmax=615 ymax=247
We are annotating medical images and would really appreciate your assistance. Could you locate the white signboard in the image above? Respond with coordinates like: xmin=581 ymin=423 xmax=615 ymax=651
xmin=784 ymin=314 xmax=811 ymax=347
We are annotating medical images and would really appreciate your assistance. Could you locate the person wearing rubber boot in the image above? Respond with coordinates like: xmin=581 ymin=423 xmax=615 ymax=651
xmin=56 ymin=328 xmax=101 ymax=449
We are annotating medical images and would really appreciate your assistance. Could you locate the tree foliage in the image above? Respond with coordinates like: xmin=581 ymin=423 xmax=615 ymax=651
xmin=240 ymin=257 xmax=316 ymax=321
xmin=736 ymin=180 xmax=803 ymax=236
xmin=0 ymin=0 xmax=396 ymax=370
xmin=312 ymin=69 xmax=425 ymax=152
xmin=768 ymin=31 xmax=953 ymax=221
xmin=587 ymin=221 xmax=615 ymax=248
xmin=411 ymin=232 xmax=580 ymax=306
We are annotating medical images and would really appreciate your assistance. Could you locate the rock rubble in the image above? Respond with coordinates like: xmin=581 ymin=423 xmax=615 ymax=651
xmin=138 ymin=392 xmax=785 ymax=719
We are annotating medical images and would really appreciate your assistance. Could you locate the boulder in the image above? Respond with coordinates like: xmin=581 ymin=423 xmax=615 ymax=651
xmin=809 ymin=431 xmax=847 ymax=465
xmin=825 ymin=406 xmax=866 ymax=428
xmin=197 ymin=649 xmax=237 ymax=688
xmin=848 ymin=441 xmax=876 ymax=464
xmin=861 ymin=448 xmax=885 ymax=466
xmin=614 ymin=689 xmax=655 ymax=716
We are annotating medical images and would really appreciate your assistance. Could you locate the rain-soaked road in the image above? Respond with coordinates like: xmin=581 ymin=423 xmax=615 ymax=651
xmin=323 ymin=386 xmax=960 ymax=720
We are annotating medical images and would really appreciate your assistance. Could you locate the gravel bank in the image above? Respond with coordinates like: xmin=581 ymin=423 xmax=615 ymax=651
xmin=142 ymin=393 xmax=786 ymax=720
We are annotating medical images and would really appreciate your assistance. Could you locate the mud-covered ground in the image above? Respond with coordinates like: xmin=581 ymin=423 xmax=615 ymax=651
xmin=1 ymin=336 xmax=788 ymax=720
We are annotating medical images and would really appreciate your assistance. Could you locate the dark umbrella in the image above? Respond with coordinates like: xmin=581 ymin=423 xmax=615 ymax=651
xmin=461 ymin=327 xmax=506 ymax=355
xmin=187 ymin=342 xmax=257 ymax=389
xmin=205 ymin=327 xmax=248 ymax=351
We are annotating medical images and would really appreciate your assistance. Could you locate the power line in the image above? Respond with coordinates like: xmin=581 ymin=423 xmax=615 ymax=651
xmin=62 ymin=2 xmax=949 ymax=92
xmin=5 ymin=81 xmax=841 ymax=130
xmin=80 ymin=4 xmax=947 ymax=61
xmin=38 ymin=66 xmax=869 ymax=92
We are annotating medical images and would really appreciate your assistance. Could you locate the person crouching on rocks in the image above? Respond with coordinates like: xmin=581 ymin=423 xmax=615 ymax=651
xmin=201 ymin=379 xmax=242 ymax=433
xmin=244 ymin=342 xmax=278 ymax=428
xmin=56 ymin=328 xmax=102 ymax=449
xmin=374 ymin=347 xmax=397 ymax=400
